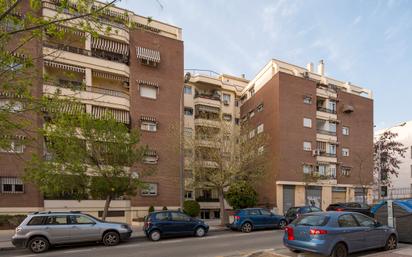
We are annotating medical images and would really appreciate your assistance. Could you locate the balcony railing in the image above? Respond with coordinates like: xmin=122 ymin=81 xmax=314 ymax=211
xmin=319 ymin=152 xmax=337 ymax=158
xmin=317 ymin=107 xmax=337 ymax=114
xmin=87 ymin=86 xmax=129 ymax=99
xmin=194 ymin=93 xmax=221 ymax=101
xmin=317 ymin=129 xmax=336 ymax=136
xmin=195 ymin=197 xmax=219 ymax=202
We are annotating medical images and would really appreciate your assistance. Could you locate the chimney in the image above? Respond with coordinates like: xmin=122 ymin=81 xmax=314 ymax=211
xmin=317 ymin=60 xmax=324 ymax=76
xmin=306 ymin=62 xmax=314 ymax=72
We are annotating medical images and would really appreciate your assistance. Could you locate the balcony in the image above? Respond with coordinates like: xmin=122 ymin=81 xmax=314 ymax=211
xmin=195 ymin=197 xmax=219 ymax=202
xmin=317 ymin=106 xmax=336 ymax=114
xmin=317 ymin=129 xmax=336 ymax=136
xmin=194 ymin=118 xmax=220 ymax=128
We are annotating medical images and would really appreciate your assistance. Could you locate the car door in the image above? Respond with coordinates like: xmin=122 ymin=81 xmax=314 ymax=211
xmin=69 ymin=215 xmax=101 ymax=242
xmin=352 ymin=213 xmax=385 ymax=249
xmin=337 ymin=214 xmax=365 ymax=252
xmin=44 ymin=215 xmax=72 ymax=244
xmin=170 ymin=212 xmax=194 ymax=235
xmin=248 ymin=209 xmax=264 ymax=228
xmin=259 ymin=209 xmax=277 ymax=228
xmin=153 ymin=212 xmax=174 ymax=235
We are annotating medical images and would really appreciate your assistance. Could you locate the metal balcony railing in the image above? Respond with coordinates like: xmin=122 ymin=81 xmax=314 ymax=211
xmin=317 ymin=129 xmax=337 ymax=136
xmin=317 ymin=106 xmax=337 ymax=114
xmin=194 ymin=93 xmax=221 ymax=101
xmin=195 ymin=197 xmax=219 ymax=202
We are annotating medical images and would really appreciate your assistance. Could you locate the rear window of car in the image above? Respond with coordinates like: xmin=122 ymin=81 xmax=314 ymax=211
xmin=27 ymin=216 xmax=45 ymax=226
xmin=247 ymin=209 xmax=260 ymax=215
xmin=292 ymin=215 xmax=329 ymax=226
xmin=300 ymin=207 xmax=311 ymax=213
xmin=286 ymin=207 xmax=299 ymax=216
xmin=154 ymin=212 xmax=169 ymax=221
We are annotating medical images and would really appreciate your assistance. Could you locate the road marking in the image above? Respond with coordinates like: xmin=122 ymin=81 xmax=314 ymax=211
xmin=62 ymin=249 xmax=92 ymax=254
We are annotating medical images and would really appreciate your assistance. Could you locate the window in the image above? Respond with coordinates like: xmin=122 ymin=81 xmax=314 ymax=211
xmin=303 ymin=118 xmax=312 ymax=128
xmin=257 ymin=124 xmax=264 ymax=134
xmin=303 ymin=165 xmax=313 ymax=174
xmin=342 ymin=126 xmax=349 ymax=136
xmin=294 ymin=215 xmax=329 ymax=226
xmin=223 ymin=113 xmax=232 ymax=121
xmin=70 ymin=215 xmax=95 ymax=224
xmin=184 ymin=85 xmax=192 ymax=94
xmin=141 ymin=121 xmax=157 ymax=132
xmin=329 ymin=122 xmax=337 ymax=132
xmin=171 ymin=212 xmax=191 ymax=221
xmin=45 ymin=216 xmax=68 ymax=225
xmin=1 ymin=177 xmax=24 ymax=193
xmin=256 ymin=103 xmax=264 ymax=112
xmin=341 ymin=167 xmax=351 ymax=176
xmin=260 ymin=209 xmax=272 ymax=215
xmin=303 ymin=96 xmax=312 ymax=104
xmin=235 ymin=118 xmax=240 ymax=125
xmin=28 ymin=216 xmax=45 ymax=226
xmin=338 ymin=214 xmax=358 ymax=227
xmin=410 ymin=165 xmax=412 ymax=178
xmin=140 ymin=85 xmax=157 ymax=99
xmin=342 ymin=148 xmax=350 ymax=157
xmin=247 ymin=209 xmax=260 ymax=215
xmin=258 ymin=146 xmax=265 ymax=155
xmin=184 ymin=127 xmax=193 ymax=137
xmin=223 ymin=94 xmax=231 ymax=104
xmin=249 ymin=129 xmax=255 ymax=139
xmin=184 ymin=107 xmax=193 ymax=116
xmin=249 ymin=87 xmax=255 ymax=96
xmin=328 ymin=144 xmax=336 ymax=155
xmin=0 ymin=99 xmax=23 ymax=113
xmin=352 ymin=213 xmax=374 ymax=227
xmin=154 ymin=212 xmax=169 ymax=221
xmin=235 ymin=99 xmax=239 ymax=107
xmin=328 ymin=100 xmax=337 ymax=112
xmin=0 ymin=139 xmax=24 ymax=153
xmin=185 ymin=190 xmax=193 ymax=199
xmin=317 ymin=165 xmax=326 ymax=175
xmin=141 ymin=183 xmax=158 ymax=196
xmin=303 ymin=141 xmax=312 ymax=151
xmin=249 ymin=110 xmax=255 ymax=118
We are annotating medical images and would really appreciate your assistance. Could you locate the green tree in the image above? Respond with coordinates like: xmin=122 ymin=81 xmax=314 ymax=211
xmin=183 ymin=200 xmax=200 ymax=217
xmin=24 ymin=101 xmax=149 ymax=220
xmin=225 ymin=181 xmax=258 ymax=210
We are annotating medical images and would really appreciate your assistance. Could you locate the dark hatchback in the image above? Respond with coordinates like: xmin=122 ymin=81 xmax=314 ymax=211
xmin=143 ymin=211 xmax=209 ymax=241
xmin=285 ymin=206 xmax=322 ymax=223
xmin=229 ymin=208 xmax=287 ymax=233
xmin=326 ymin=202 xmax=373 ymax=217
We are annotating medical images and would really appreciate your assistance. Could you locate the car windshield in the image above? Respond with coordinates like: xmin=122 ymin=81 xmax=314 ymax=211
xmin=286 ymin=207 xmax=299 ymax=216
xmin=292 ymin=215 xmax=329 ymax=226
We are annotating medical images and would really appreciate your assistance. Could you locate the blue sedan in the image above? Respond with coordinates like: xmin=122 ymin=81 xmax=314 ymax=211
xmin=229 ymin=208 xmax=287 ymax=233
xmin=283 ymin=211 xmax=398 ymax=257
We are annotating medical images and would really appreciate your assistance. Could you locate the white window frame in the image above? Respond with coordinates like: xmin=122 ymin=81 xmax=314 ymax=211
xmin=303 ymin=118 xmax=312 ymax=128
xmin=342 ymin=148 xmax=350 ymax=157
xmin=342 ymin=126 xmax=350 ymax=136
xmin=257 ymin=124 xmax=264 ymax=134
xmin=303 ymin=165 xmax=312 ymax=174
xmin=140 ymin=85 xmax=157 ymax=99
xmin=1 ymin=177 xmax=24 ymax=194
xmin=303 ymin=96 xmax=312 ymax=104
xmin=223 ymin=93 xmax=231 ymax=103
xmin=0 ymin=99 xmax=23 ymax=113
xmin=140 ymin=121 xmax=157 ymax=132
xmin=303 ymin=141 xmax=312 ymax=151
xmin=141 ymin=183 xmax=158 ymax=196
xmin=184 ymin=85 xmax=192 ymax=95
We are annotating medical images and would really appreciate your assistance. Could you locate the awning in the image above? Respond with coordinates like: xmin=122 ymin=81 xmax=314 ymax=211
xmin=136 ymin=47 xmax=160 ymax=63
xmin=135 ymin=22 xmax=160 ymax=33
xmin=196 ymin=105 xmax=220 ymax=114
xmin=91 ymin=37 xmax=129 ymax=55
xmin=1 ymin=135 xmax=26 ymax=140
xmin=343 ymin=105 xmax=354 ymax=113
xmin=137 ymin=80 xmax=159 ymax=88
xmin=92 ymin=70 xmax=129 ymax=82
xmin=145 ymin=149 xmax=158 ymax=157
xmin=44 ymin=60 xmax=85 ymax=73
xmin=0 ymin=177 xmax=23 ymax=185
xmin=53 ymin=25 xmax=85 ymax=37
xmin=91 ymin=105 xmax=130 ymax=124
xmin=328 ymin=118 xmax=340 ymax=123
xmin=92 ymin=5 xmax=129 ymax=22
xmin=140 ymin=116 xmax=157 ymax=123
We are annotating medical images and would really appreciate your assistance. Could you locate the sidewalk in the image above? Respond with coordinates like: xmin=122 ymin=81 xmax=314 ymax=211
xmin=0 ymin=220 xmax=228 ymax=251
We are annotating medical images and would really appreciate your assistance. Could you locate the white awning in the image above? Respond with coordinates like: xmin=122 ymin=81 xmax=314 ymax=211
xmin=91 ymin=37 xmax=129 ymax=55
xmin=91 ymin=106 xmax=130 ymax=124
xmin=196 ymin=105 xmax=220 ymax=114
xmin=140 ymin=116 xmax=157 ymax=123
xmin=44 ymin=60 xmax=85 ymax=74
xmin=92 ymin=70 xmax=129 ymax=82
xmin=136 ymin=47 xmax=160 ymax=63
xmin=137 ymin=80 xmax=159 ymax=88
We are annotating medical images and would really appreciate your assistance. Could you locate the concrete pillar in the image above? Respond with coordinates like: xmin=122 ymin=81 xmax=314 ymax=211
xmin=85 ymin=68 xmax=92 ymax=87
xmin=347 ymin=187 xmax=355 ymax=202
xmin=295 ymin=185 xmax=306 ymax=206
xmin=322 ymin=186 xmax=332 ymax=210
xmin=276 ymin=184 xmax=283 ymax=215
xmin=85 ymin=33 xmax=92 ymax=51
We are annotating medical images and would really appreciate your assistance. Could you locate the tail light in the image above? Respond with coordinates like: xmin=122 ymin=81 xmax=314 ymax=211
xmin=336 ymin=208 xmax=344 ymax=211
xmin=310 ymin=229 xmax=328 ymax=235
xmin=144 ymin=221 xmax=151 ymax=229
xmin=285 ymin=226 xmax=294 ymax=240
xmin=234 ymin=215 xmax=240 ymax=221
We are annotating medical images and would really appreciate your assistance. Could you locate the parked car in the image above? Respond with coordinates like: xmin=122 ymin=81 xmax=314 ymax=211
xmin=283 ymin=211 xmax=398 ymax=257
xmin=285 ymin=206 xmax=322 ymax=223
xmin=229 ymin=208 xmax=287 ymax=233
xmin=143 ymin=211 xmax=209 ymax=241
xmin=326 ymin=202 xmax=373 ymax=217
xmin=12 ymin=211 xmax=132 ymax=253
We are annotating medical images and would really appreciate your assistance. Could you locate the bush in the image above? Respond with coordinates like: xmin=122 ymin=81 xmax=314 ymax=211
xmin=162 ymin=206 xmax=168 ymax=211
xmin=148 ymin=206 xmax=155 ymax=213
xmin=226 ymin=181 xmax=258 ymax=210
xmin=0 ymin=215 xmax=27 ymax=229
xmin=183 ymin=200 xmax=200 ymax=217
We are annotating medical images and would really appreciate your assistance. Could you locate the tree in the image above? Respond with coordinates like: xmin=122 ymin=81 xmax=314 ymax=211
xmin=185 ymin=121 xmax=268 ymax=225
xmin=225 ymin=181 xmax=258 ymax=210
xmin=24 ymin=100 xmax=149 ymax=220
xmin=183 ymin=200 xmax=200 ymax=217
xmin=374 ymin=130 xmax=407 ymax=197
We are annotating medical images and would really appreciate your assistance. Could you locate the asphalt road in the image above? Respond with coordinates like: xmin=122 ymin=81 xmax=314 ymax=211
xmin=0 ymin=229 xmax=285 ymax=257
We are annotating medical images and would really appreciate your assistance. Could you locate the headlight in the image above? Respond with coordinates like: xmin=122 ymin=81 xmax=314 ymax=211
xmin=15 ymin=227 xmax=22 ymax=233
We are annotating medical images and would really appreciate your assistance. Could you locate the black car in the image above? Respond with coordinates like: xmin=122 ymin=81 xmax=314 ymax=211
xmin=143 ymin=211 xmax=209 ymax=241
xmin=285 ymin=206 xmax=322 ymax=223
xmin=326 ymin=202 xmax=373 ymax=216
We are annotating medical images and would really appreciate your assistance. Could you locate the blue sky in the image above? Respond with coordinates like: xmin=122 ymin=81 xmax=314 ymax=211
xmin=118 ymin=0 xmax=412 ymax=130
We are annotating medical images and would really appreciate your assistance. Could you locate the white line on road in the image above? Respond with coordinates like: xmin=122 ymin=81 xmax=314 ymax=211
xmin=62 ymin=249 xmax=92 ymax=254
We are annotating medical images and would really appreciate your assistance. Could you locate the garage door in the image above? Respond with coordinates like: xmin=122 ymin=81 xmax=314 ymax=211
xmin=306 ymin=186 xmax=322 ymax=208
xmin=283 ymin=185 xmax=295 ymax=214
xmin=332 ymin=187 xmax=346 ymax=203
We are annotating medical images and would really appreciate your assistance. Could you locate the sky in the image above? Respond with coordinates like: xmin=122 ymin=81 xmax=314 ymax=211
xmin=118 ymin=0 xmax=412 ymax=130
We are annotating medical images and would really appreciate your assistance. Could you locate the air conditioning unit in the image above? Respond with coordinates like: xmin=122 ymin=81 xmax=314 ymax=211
xmin=312 ymin=149 xmax=321 ymax=156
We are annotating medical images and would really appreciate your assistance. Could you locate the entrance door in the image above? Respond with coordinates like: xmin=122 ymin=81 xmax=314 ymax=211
xmin=332 ymin=187 xmax=347 ymax=203
xmin=306 ymin=186 xmax=322 ymax=209
xmin=283 ymin=185 xmax=295 ymax=214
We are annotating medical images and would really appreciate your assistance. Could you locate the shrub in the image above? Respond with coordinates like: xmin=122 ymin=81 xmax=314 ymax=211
xmin=148 ymin=205 xmax=155 ymax=213
xmin=162 ymin=206 xmax=168 ymax=211
xmin=0 ymin=215 xmax=27 ymax=229
xmin=183 ymin=200 xmax=200 ymax=217
xmin=226 ymin=181 xmax=258 ymax=210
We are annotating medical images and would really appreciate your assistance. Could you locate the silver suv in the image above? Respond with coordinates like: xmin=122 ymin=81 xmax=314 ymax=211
xmin=12 ymin=211 xmax=132 ymax=253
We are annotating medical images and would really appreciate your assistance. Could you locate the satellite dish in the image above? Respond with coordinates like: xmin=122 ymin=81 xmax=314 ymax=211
xmin=184 ymin=72 xmax=191 ymax=83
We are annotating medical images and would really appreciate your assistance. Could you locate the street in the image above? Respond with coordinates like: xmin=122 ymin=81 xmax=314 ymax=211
xmin=1 ymin=229 xmax=410 ymax=257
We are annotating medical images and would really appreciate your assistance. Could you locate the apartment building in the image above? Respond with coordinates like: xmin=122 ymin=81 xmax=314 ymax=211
xmin=183 ymin=70 xmax=248 ymax=219
xmin=240 ymin=59 xmax=374 ymax=214
xmin=375 ymin=121 xmax=412 ymax=200
xmin=0 ymin=0 xmax=183 ymax=221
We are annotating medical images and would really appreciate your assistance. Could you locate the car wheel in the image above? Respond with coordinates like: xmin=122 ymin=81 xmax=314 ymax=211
xmin=331 ymin=243 xmax=347 ymax=257
xmin=384 ymin=234 xmax=397 ymax=251
xmin=289 ymin=249 xmax=301 ymax=253
xmin=195 ymin=227 xmax=206 ymax=237
xmin=149 ymin=230 xmax=161 ymax=241
xmin=103 ymin=231 xmax=120 ymax=246
xmin=241 ymin=222 xmax=252 ymax=233
xmin=278 ymin=219 xmax=287 ymax=229
xmin=28 ymin=236 xmax=49 ymax=253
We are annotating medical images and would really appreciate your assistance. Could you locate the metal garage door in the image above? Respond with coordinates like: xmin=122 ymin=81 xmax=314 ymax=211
xmin=283 ymin=185 xmax=295 ymax=214
xmin=306 ymin=186 xmax=322 ymax=208
xmin=332 ymin=187 xmax=346 ymax=203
